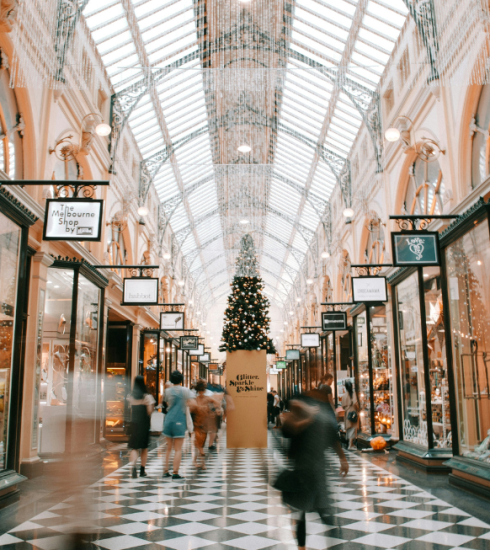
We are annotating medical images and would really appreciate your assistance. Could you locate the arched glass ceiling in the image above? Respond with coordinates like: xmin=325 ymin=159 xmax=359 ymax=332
xmin=84 ymin=0 xmax=408 ymax=310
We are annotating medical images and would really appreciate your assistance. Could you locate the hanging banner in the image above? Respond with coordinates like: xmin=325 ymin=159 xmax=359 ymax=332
xmin=180 ymin=335 xmax=199 ymax=350
xmin=275 ymin=360 xmax=287 ymax=369
xmin=286 ymin=349 xmax=300 ymax=361
xmin=322 ymin=311 xmax=348 ymax=331
xmin=160 ymin=311 xmax=185 ymax=331
xmin=43 ymin=198 xmax=103 ymax=241
xmin=200 ymin=352 xmax=210 ymax=363
xmin=122 ymin=278 xmax=159 ymax=306
xmin=392 ymin=232 xmax=440 ymax=266
xmin=301 ymin=333 xmax=320 ymax=348
xmin=352 ymin=277 xmax=387 ymax=303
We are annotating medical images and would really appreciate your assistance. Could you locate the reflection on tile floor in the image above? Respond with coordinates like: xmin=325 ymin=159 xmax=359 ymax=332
xmin=2 ymin=431 xmax=490 ymax=549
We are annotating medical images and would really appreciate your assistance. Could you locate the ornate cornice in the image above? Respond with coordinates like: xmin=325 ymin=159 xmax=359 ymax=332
xmin=0 ymin=185 xmax=39 ymax=226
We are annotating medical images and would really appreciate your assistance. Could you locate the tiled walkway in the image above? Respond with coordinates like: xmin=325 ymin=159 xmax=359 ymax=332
xmin=1 ymin=432 xmax=490 ymax=549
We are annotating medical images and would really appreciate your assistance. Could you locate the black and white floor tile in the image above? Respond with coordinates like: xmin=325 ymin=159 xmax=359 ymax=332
xmin=1 ymin=432 xmax=490 ymax=549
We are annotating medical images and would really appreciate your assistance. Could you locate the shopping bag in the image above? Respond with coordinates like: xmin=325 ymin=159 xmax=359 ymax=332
xmin=150 ymin=411 xmax=164 ymax=433
xmin=186 ymin=407 xmax=194 ymax=433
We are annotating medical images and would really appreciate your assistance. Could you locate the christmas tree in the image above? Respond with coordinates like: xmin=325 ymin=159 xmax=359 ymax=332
xmin=220 ymin=234 xmax=276 ymax=353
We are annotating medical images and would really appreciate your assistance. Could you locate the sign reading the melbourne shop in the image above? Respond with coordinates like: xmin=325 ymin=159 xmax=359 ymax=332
xmin=392 ymin=232 xmax=440 ymax=266
xmin=301 ymin=333 xmax=320 ymax=348
xmin=43 ymin=199 xmax=103 ymax=241
xmin=352 ymin=277 xmax=387 ymax=303
xmin=122 ymin=278 xmax=159 ymax=306
xmin=322 ymin=311 xmax=348 ymax=331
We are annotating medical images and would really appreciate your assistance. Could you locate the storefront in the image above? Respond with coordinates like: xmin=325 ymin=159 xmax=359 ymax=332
xmin=390 ymin=257 xmax=454 ymax=470
xmin=322 ymin=326 xmax=353 ymax=407
xmin=352 ymin=303 xmax=394 ymax=446
xmin=0 ymin=187 xmax=36 ymax=495
xmin=104 ymin=321 xmax=133 ymax=441
xmin=36 ymin=259 xmax=107 ymax=456
xmin=440 ymin=200 xmax=490 ymax=496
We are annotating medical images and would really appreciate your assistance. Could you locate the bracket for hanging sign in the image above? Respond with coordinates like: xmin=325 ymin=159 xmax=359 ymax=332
xmin=93 ymin=265 xmax=159 ymax=275
xmin=300 ymin=326 xmax=322 ymax=332
xmin=3 ymin=180 xmax=109 ymax=197
xmin=321 ymin=302 xmax=353 ymax=310
xmin=351 ymin=264 xmax=393 ymax=276
xmin=389 ymin=214 xmax=459 ymax=232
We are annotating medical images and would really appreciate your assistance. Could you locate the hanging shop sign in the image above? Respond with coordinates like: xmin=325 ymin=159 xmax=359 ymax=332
xmin=122 ymin=277 xmax=159 ymax=306
xmin=275 ymin=360 xmax=287 ymax=369
xmin=286 ymin=349 xmax=300 ymax=361
xmin=392 ymin=232 xmax=440 ymax=266
xmin=180 ymin=335 xmax=199 ymax=350
xmin=200 ymin=352 xmax=210 ymax=363
xmin=322 ymin=311 xmax=348 ymax=331
xmin=209 ymin=363 xmax=219 ymax=372
xmin=43 ymin=198 xmax=104 ymax=241
xmin=189 ymin=343 xmax=204 ymax=357
xmin=352 ymin=276 xmax=387 ymax=303
xmin=269 ymin=367 xmax=280 ymax=375
xmin=301 ymin=333 xmax=320 ymax=348
xmin=160 ymin=311 xmax=185 ymax=331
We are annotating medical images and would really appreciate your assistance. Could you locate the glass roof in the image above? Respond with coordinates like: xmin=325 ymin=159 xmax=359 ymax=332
xmin=84 ymin=0 xmax=408 ymax=317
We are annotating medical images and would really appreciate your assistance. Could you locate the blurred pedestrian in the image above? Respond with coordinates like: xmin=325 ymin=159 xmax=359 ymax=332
xmin=342 ymin=380 xmax=359 ymax=451
xmin=275 ymin=396 xmax=349 ymax=550
xmin=273 ymin=390 xmax=281 ymax=428
xmin=190 ymin=379 xmax=214 ymax=469
xmin=267 ymin=388 xmax=275 ymax=424
xmin=127 ymin=375 xmax=155 ymax=478
xmin=318 ymin=372 xmax=335 ymax=411
xmin=162 ymin=370 xmax=194 ymax=480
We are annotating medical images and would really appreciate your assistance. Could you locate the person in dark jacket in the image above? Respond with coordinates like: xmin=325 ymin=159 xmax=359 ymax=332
xmin=277 ymin=396 xmax=349 ymax=550
xmin=267 ymin=389 xmax=275 ymax=424
xmin=127 ymin=376 xmax=155 ymax=478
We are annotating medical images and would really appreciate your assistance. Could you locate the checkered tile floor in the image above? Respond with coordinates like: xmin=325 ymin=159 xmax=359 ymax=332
xmin=2 ymin=431 xmax=490 ymax=549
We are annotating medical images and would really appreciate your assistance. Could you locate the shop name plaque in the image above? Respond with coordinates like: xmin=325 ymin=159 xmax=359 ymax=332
xmin=392 ymin=232 xmax=440 ymax=266
xmin=275 ymin=360 xmax=286 ymax=369
xmin=286 ymin=349 xmax=300 ymax=361
xmin=322 ymin=311 xmax=347 ymax=331
xmin=43 ymin=198 xmax=103 ymax=241
xmin=189 ymin=343 xmax=204 ymax=357
xmin=301 ymin=333 xmax=320 ymax=348
xmin=181 ymin=335 xmax=199 ymax=350
xmin=122 ymin=278 xmax=159 ymax=306
xmin=352 ymin=276 xmax=388 ymax=303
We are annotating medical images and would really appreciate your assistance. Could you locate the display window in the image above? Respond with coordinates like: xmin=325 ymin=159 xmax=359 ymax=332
xmin=446 ymin=218 xmax=490 ymax=461
xmin=38 ymin=266 xmax=103 ymax=454
xmin=355 ymin=311 xmax=370 ymax=435
xmin=141 ymin=332 xmax=159 ymax=403
xmin=0 ymin=212 xmax=21 ymax=471
xmin=394 ymin=266 xmax=453 ymax=452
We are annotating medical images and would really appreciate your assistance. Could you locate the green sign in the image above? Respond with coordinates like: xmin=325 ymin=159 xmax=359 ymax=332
xmin=392 ymin=232 xmax=440 ymax=266
xmin=276 ymin=361 xmax=287 ymax=369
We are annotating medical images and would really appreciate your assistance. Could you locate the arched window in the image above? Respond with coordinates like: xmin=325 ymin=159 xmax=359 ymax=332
xmin=0 ymin=110 xmax=21 ymax=179
xmin=471 ymin=84 xmax=490 ymax=187
xmin=340 ymin=251 xmax=352 ymax=302
xmin=403 ymin=158 xmax=444 ymax=216
xmin=364 ymin=215 xmax=385 ymax=264
xmin=107 ymin=211 xmax=128 ymax=275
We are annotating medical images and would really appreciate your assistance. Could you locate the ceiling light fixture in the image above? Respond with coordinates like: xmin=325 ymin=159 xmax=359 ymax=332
xmin=240 ymin=219 xmax=250 ymax=225
xmin=289 ymin=311 xmax=294 ymax=315
xmin=343 ymin=207 xmax=354 ymax=218
xmin=178 ymin=280 xmax=185 ymax=287
xmin=95 ymin=122 xmax=111 ymax=136
xmin=137 ymin=205 xmax=149 ymax=217
xmin=384 ymin=127 xmax=401 ymax=142
xmin=306 ymin=278 xmax=314 ymax=285
xmin=296 ymin=297 xmax=301 ymax=303
xmin=321 ymin=251 xmax=330 ymax=259
xmin=238 ymin=144 xmax=251 ymax=153
xmin=163 ymin=252 xmax=171 ymax=260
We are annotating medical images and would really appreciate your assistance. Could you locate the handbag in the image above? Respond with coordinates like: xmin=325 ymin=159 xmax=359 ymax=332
xmin=347 ymin=410 xmax=358 ymax=423
xmin=273 ymin=469 xmax=315 ymax=511
xmin=186 ymin=407 xmax=194 ymax=433
xmin=150 ymin=411 xmax=164 ymax=433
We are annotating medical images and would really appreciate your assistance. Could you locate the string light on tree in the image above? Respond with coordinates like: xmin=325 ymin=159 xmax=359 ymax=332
xmin=220 ymin=234 xmax=276 ymax=354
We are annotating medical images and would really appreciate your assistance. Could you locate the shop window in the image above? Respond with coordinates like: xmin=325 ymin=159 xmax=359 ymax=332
xmin=396 ymin=268 xmax=452 ymax=449
xmin=446 ymin=219 xmax=490 ymax=460
xmin=403 ymin=158 xmax=444 ymax=216
xmin=0 ymin=119 xmax=18 ymax=178
xmin=0 ymin=213 xmax=21 ymax=470
xmin=39 ymin=268 xmax=101 ymax=454
xmin=396 ymin=272 xmax=427 ymax=446
xmin=355 ymin=311 xmax=370 ymax=434
xmin=141 ymin=333 xmax=159 ymax=403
